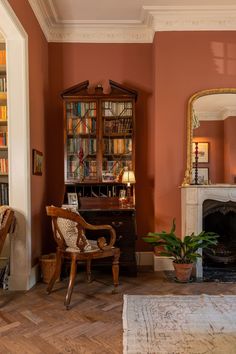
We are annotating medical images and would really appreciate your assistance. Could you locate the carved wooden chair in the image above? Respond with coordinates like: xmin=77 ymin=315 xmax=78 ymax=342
xmin=0 ymin=206 xmax=15 ymax=255
xmin=46 ymin=206 xmax=120 ymax=309
xmin=0 ymin=206 xmax=15 ymax=289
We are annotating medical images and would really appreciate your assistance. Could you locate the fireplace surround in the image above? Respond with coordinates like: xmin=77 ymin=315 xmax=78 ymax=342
xmin=181 ymin=185 xmax=236 ymax=278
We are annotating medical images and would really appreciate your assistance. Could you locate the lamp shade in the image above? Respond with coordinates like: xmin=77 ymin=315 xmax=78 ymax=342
xmin=122 ymin=170 xmax=136 ymax=185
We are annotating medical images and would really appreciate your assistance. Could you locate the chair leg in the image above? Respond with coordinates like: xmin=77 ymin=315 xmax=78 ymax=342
xmin=112 ymin=250 xmax=120 ymax=294
xmin=46 ymin=250 xmax=62 ymax=294
xmin=64 ymin=255 xmax=77 ymax=309
xmin=86 ymin=259 xmax=92 ymax=283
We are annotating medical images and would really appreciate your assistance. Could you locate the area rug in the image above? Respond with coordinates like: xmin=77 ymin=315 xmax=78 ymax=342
xmin=123 ymin=294 xmax=236 ymax=354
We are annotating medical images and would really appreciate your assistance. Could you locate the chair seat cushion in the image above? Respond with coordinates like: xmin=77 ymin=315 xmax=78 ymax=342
xmin=66 ymin=240 xmax=99 ymax=253
xmin=57 ymin=217 xmax=93 ymax=252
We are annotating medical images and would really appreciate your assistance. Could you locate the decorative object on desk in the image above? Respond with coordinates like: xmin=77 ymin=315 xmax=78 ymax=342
xmin=191 ymin=167 xmax=209 ymax=185
xmin=67 ymin=193 xmax=78 ymax=206
xmin=119 ymin=189 xmax=127 ymax=207
xmin=192 ymin=142 xmax=209 ymax=163
xmin=32 ymin=149 xmax=43 ymax=175
xmin=123 ymin=294 xmax=236 ymax=354
xmin=143 ymin=219 xmax=218 ymax=282
xmin=122 ymin=168 xmax=135 ymax=206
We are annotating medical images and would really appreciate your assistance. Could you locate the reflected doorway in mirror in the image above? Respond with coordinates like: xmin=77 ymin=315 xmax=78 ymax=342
xmin=191 ymin=167 xmax=209 ymax=185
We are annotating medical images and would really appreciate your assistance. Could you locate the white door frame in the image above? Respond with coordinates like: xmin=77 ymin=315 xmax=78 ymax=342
xmin=0 ymin=0 xmax=32 ymax=290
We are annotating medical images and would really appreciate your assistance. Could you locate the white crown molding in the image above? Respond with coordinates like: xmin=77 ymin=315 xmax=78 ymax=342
xmin=197 ymin=106 xmax=236 ymax=121
xmin=27 ymin=1 xmax=236 ymax=43
xmin=146 ymin=5 xmax=236 ymax=32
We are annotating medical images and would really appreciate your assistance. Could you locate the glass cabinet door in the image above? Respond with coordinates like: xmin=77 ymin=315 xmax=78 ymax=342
xmin=66 ymin=100 xmax=97 ymax=182
xmin=102 ymin=100 xmax=133 ymax=182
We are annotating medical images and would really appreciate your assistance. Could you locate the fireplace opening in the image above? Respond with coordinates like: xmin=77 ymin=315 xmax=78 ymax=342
xmin=203 ymin=199 xmax=236 ymax=282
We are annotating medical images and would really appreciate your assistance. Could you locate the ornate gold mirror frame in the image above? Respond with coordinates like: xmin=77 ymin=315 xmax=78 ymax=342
xmin=183 ymin=88 xmax=236 ymax=186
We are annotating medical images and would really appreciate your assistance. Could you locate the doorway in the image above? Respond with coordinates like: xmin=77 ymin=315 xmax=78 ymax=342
xmin=0 ymin=0 xmax=31 ymax=290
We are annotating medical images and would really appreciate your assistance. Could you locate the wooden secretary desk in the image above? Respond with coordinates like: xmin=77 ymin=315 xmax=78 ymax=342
xmin=61 ymin=80 xmax=138 ymax=276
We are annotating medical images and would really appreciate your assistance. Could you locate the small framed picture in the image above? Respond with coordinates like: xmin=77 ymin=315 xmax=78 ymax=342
xmin=67 ymin=193 xmax=78 ymax=205
xmin=191 ymin=167 xmax=209 ymax=184
xmin=32 ymin=149 xmax=43 ymax=175
xmin=192 ymin=142 xmax=209 ymax=163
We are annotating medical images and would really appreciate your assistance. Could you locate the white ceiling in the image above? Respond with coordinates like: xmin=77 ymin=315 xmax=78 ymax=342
xmin=28 ymin=0 xmax=236 ymax=43
xmin=194 ymin=93 xmax=236 ymax=120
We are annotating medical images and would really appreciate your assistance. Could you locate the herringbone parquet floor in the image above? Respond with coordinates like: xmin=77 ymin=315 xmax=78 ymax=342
xmin=1 ymin=268 xmax=236 ymax=354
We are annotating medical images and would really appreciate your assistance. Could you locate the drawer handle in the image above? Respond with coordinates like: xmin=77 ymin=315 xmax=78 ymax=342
xmin=112 ymin=221 xmax=123 ymax=227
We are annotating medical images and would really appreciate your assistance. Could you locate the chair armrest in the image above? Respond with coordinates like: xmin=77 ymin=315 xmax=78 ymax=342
xmin=84 ymin=223 xmax=116 ymax=249
xmin=46 ymin=206 xmax=117 ymax=250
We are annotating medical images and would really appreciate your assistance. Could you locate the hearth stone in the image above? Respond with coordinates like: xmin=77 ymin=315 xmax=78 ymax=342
xmin=203 ymin=266 xmax=236 ymax=282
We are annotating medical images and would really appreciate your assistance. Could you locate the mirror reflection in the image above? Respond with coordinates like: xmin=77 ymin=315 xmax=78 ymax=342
xmin=185 ymin=89 xmax=236 ymax=185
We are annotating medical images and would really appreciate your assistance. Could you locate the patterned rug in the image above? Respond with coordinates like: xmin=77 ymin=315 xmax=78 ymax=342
xmin=123 ymin=294 xmax=236 ymax=354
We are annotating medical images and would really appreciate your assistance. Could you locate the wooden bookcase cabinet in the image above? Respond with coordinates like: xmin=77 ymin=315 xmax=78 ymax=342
xmin=62 ymin=80 xmax=137 ymax=188
xmin=61 ymin=80 xmax=138 ymax=275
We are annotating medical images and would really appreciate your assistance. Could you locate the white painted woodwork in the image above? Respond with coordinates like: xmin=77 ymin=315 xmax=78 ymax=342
xmin=181 ymin=185 xmax=236 ymax=278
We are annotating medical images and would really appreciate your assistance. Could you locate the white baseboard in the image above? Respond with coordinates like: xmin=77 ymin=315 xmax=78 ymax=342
xmin=153 ymin=255 xmax=173 ymax=271
xmin=29 ymin=263 xmax=40 ymax=288
xmin=8 ymin=263 xmax=40 ymax=290
xmin=136 ymin=252 xmax=173 ymax=271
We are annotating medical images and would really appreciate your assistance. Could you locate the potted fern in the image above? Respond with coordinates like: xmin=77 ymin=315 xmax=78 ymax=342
xmin=143 ymin=219 xmax=218 ymax=282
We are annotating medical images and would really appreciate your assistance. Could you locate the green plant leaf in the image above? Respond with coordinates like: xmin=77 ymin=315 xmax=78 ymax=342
xmin=143 ymin=221 xmax=219 ymax=264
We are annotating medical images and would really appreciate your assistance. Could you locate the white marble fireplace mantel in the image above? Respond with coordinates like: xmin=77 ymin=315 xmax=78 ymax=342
xmin=181 ymin=184 xmax=236 ymax=278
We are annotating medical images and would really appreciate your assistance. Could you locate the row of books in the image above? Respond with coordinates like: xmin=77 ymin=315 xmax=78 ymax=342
xmin=0 ymin=106 xmax=7 ymax=120
xmin=67 ymin=117 xmax=96 ymax=135
xmin=103 ymin=138 xmax=132 ymax=155
xmin=0 ymin=158 xmax=8 ymax=174
xmin=0 ymin=50 xmax=6 ymax=66
xmin=67 ymin=159 xmax=97 ymax=180
xmin=0 ymin=132 xmax=7 ymax=147
xmin=67 ymin=138 xmax=97 ymax=155
xmin=66 ymin=102 xmax=97 ymax=118
xmin=104 ymin=117 xmax=132 ymax=134
xmin=0 ymin=77 xmax=7 ymax=92
xmin=102 ymin=101 xmax=132 ymax=117
xmin=0 ymin=183 xmax=8 ymax=205
xmin=103 ymin=160 xmax=132 ymax=175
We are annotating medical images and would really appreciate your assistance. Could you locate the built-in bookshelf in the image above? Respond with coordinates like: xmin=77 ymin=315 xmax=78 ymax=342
xmin=0 ymin=42 xmax=8 ymax=205
xmin=61 ymin=80 xmax=137 ymax=207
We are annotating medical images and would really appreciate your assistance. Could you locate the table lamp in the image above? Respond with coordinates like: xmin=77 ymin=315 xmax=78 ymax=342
xmin=122 ymin=169 xmax=136 ymax=205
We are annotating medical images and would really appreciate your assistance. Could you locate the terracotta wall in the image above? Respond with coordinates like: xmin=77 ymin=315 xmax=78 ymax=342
xmin=48 ymin=32 xmax=236 ymax=248
xmin=8 ymin=0 xmax=48 ymax=264
xmin=47 ymin=43 xmax=154 ymax=250
xmin=193 ymin=121 xmax=224 ymax=183
xmin=5 ymin=2 xmax=236 ymax=258
xmin=154 ymin=31 xmax=236 ymax=236
xmin=224 ymin=116 xmax=236 ymax=183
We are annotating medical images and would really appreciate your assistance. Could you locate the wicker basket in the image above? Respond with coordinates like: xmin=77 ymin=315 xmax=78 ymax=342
xmin=40 ymin=253 xmax=59 ymax=283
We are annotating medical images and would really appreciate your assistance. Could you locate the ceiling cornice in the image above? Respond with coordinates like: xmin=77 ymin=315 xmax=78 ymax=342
xmin=27 ymin=1 xmax=236 ymax=43
xmin=197 ymin=106 xmax=236 ymax=121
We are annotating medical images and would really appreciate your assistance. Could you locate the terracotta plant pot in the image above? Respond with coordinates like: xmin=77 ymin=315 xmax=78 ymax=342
xmin=173 ymin=262 xmax=193 ymax=282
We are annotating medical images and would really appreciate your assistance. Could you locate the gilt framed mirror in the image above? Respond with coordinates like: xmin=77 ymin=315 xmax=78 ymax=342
xmin=183 ymin=88 xmax=236 ymax=185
